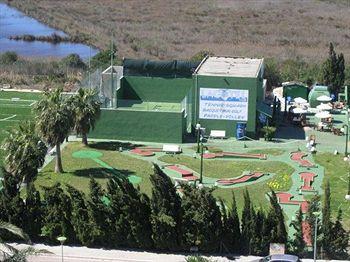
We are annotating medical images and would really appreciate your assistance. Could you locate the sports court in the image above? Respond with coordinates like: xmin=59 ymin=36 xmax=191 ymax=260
xmin=0 ymin=90 xmax=42 ymax=168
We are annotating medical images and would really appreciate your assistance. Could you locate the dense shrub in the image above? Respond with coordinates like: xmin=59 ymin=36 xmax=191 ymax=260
xmin=0 ymin=51 xmax=18 ymax=65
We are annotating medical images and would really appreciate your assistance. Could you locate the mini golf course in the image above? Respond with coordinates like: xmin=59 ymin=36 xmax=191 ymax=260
xmin=67 ymin=144 xmax=325 ymax=245
xmin=199 ymin=152 xmax=266 ymax=160
xmin=130 ymin=147 xmax=162 ymax=157
xmin=72 ymin=150 xmax=142 ymax=184
xmin=125 ymin=147 xmax=324 ymax=245
xmin=216 ymin=172 xmax=266 ymax=186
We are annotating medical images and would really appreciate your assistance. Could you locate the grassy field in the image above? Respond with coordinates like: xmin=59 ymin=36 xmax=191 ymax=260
xmin=159 ymin=155 xmax=294 ymax=213
xmin=5 ymin=0 xmax=350 ymax=62
xmin=0 ymin=90 xmax=41 ymax=167
xmin=35 ymin=142 xmax=154 ymax=196
xmin=314 ymin=153 xmax=350 ymax=230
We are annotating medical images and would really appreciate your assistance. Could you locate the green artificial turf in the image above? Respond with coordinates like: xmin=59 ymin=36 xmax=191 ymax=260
xmin=0 ymin=91 xmax=42 ymax=171
xmin=313 ymin=153 xmax=350 ymax=230
xmin=35 ymin=142 xmax=154 ymax=196
xmin=248 ymin=148 xmax=285 ymax=156
xmin=159 ymin=155 xmax=294 ymax=213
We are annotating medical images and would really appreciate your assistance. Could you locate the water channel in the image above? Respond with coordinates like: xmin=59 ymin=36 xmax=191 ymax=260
xmin=0 ymin=3 xmax=99 ymax=59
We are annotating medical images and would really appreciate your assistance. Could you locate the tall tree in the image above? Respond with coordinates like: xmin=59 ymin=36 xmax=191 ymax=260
xmin=24 ymin=183 xmax=43 ymax=241
xmin=67 ymin=185 xmax=98 ymax=246
xmin=322 ymin=180 xmax=332 ymax=258
xmin=268 ymin=190 xmax=287 ymax=244
xmin=71 ymin=88 xmax=101 ymax=145
xmin=328 ymin=209 xmax=349 ymax=260
xmin=150 ymin=164 xmax=181 ymax=251
xmin=306 ymin=195 xmax=321 ymax=251
xmin=290 ymin=207 xmax=306 ymax=257
xmin=34 ymin=88 xmax=74 ymax=173
xmin=250 ymin=207 xmax=266 ymax=256
xmin=1 ymin=121 xmax=47 ymax=188
xmin=87 ymin=178 xmax=109 ymax=246
xmin=180 ymin=185 xmax=222 ymax=252
xmin=322 ymin=43 xmax=345 ymax=95
xmin=241 ymin=188 xmax=252 ymax=255
xmin=41 ymin=183 xmax=75 ymax=243
xmin=0 ymin=168 xmax=25 ymax=228
xmin=224 ymin=192 xmax=241 ymax=254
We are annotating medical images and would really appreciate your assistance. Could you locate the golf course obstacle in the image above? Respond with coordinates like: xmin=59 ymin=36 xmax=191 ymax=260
xmin=290 ymin=152 xmax=315 ymax=168
xmin=130 ymin=147 xmax=163 ymax=157
xmin=166 ymin=165 xmax=198 ymax=181
xmin=276 ymin=192 xmax=309 ymax=213
xmin=72 ymin=150 xmax=142 ymax=184
xmin=216 ymin=172 xmax=265 ymax=186
xmin=203 ymin=151 xmax=267 ymax=160
xmin=299 ymin=172 xmax=317 ymax=191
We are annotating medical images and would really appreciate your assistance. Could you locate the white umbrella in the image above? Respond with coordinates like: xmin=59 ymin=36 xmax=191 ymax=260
xmin=316 ymin=103 xmax=332 ymax=111
xmin=292 ymin=108 xmax=307 ymax=114
xmin=294 ymin=97 xmax=307 ymax=104
xmin=315 ymin=111 xmax=331 ymax=118
xmin=317 ymin=95 xmax=332 ymax=102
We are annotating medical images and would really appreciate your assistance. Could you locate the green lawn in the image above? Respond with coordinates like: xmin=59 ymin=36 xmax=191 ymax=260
xmin=313 ymin=153 xmax=350 ymax=230
xmin=35 ymin=142 xmax=154 ymax=196
xmin=159 ymin=155 xmax=294 ymax=213
xmin=248 ymin=148 xmax=285 ymax=156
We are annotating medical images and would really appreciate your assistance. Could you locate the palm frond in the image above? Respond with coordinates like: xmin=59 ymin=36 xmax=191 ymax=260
xmin=0 ymin=221 xmax=30 ymax=242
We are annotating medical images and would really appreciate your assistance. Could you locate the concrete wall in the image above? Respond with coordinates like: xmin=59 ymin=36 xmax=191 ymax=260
xmin=193 ymin=75 xmax=261 ymax=138
xmin=90 ymin=109 xmax=186 ymax=143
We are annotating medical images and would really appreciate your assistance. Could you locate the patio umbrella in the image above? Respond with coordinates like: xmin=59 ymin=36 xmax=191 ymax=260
xmin=294 ymin=97 xmax=307 ymax=104
xmin=317 ymin=95 xmax=332 ymax=102
xmin=315 ymin=111 xmax=332 ymax=119
xmin=316 ymin=103 xmax=332 ymax=111
xmin=292 ymin=108 xmax=307 ymax=114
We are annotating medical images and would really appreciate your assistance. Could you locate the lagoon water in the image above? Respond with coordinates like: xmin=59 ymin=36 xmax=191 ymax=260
xmin=0 ymin=3 xmax=98 ymax=59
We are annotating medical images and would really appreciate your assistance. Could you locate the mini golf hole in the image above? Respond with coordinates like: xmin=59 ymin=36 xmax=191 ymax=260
xmin=72 ymin=150 xmax=103 ymax=159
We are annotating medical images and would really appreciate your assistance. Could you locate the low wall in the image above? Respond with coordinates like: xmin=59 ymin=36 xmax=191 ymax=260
xmin=89 ymin=109 xmax=186 ymax=143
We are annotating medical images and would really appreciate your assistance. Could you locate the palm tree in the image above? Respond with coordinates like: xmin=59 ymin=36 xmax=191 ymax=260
xmin=34 ymin=88 xmax=74 ymax=173
xmin=0 ymin=221 xmax=47 ymax=261
xmin=0 ymin=221 xmax=29 ymax=259
xmin=71 ymin=88 xmax=101 ymax=145
xmin=1 ymin=121 xmax=47 ymax=189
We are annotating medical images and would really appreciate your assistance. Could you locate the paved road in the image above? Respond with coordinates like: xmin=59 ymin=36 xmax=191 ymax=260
xmin=28 ymin=254 xmax=154 ymax=262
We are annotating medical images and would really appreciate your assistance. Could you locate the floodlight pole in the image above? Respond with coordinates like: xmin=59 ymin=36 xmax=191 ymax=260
xmin=57 ymin=236 xmax=67 ymax=262
xmin=200 ymin=140 xmax=204 ymax=184
xmin=313 ymin=211 xmax=321 ymax=262
xmin=196 ymin=123 xmax=201 ymax=153
xmin=343 ymin=124 xmax=348 ymax=156
xmin=110 ymin=33 xmax=114 ymax=108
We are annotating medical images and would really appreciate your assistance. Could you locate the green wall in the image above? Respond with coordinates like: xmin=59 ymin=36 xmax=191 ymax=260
xmin=90 ymin=109 xmax=185 ymax=143
xmin=283 ymin=84 xmax=308 ymax=100
xmin=193 ymin=75 xmax=261 ymax=138
xmin=119 ymin=76 xmax=192 ymax=102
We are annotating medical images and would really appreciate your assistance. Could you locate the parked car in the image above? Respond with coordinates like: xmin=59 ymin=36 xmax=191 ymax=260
xmin=258 ymin=254 xmax=301 ymax=262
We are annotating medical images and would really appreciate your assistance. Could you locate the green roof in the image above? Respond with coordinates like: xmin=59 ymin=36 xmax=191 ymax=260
xmin=257 ymin=102 xmax=273 ymax=118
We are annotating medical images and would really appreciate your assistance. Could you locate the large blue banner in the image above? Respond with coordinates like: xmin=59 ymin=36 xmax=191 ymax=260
xmin=199 ymin=88 xmax=249 ymax=120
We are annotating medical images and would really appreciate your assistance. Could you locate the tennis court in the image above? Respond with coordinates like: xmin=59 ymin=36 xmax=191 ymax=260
xmin=0 ymin=90 xmax=42 ymax=169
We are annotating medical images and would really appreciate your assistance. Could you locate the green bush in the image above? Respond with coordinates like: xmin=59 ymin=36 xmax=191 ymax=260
xmin=261 ymin=126 xmax=276 ymax=141
xmin=61 ymin=53 xmax=86 ymax=69
xmin=0 ymin=51 xmax=18 ymax=65
xmin=185 ymin=256 xmax=215 ymax=262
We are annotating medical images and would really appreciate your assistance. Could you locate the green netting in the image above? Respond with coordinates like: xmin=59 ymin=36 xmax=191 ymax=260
xmin=123 ymin=58 xmax=200 ymax=77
